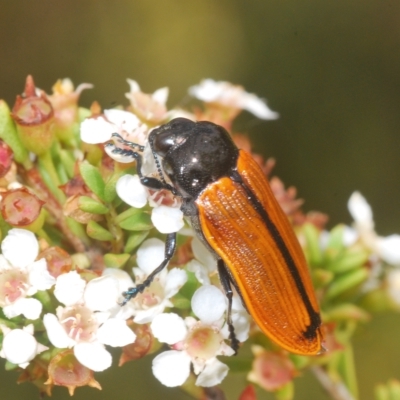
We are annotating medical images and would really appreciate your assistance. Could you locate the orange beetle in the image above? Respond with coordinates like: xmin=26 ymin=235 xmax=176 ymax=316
xmin=112 ymin=118 xmax=323 ymax=355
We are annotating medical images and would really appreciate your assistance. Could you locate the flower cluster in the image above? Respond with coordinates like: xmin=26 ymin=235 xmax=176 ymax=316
xmin=0 ymin=75 xmax=398 ymax=400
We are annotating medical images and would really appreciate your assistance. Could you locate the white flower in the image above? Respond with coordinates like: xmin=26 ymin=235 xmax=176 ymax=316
xmin=0 ymin=324 xmax=48 ymax=368
xmin=43 ymin=271 xmax=136 ymax=372
xmin=186 ymin=236 xmax=217 ymax=285
xmin=80 ymin=108 xmax=149 ymax=145
xmin=188 ymin=79 xmax=279 ymax=120
xmin=127 ymin=238 xmax=187 ymax=324
xmin=115 ymin=173 xmax=184 ymax=234
xmin=348 ymin=192 xmax=400 ymax=265
xmin=0 ymin=229 xmax=55 ymax=320
xmin=150 ymin=285 xmax=235 ymax=387
xmin=125 ymin=79 xmax=169 ymax=123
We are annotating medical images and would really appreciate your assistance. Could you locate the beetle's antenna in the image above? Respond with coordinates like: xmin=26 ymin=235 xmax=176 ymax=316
xmin=149 ymin=134 xmax=168 ymax=186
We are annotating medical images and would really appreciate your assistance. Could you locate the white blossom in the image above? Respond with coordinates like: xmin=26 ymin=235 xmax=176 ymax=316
xmin=348 ymin=192 xmax=400 ymax=265
xmin=126 ymin=238 xmax=187 ymax=324
xmin=186 ymin=236 xmax=217 ymax=285
xmin=0 ymin=324 xmax=48 ymax=368
xmin=150 ymin=285 xmax=237 ymax=387
xmin=43 ymin=271 xmax=136 ymax=372
xmin=125 ymin=79 xmax=169 ymax=123
xmin=0 ymin=229 xmax=55 ymax=320
xmin=115 ymin=174 xmax=184 ymax=235
xmin=189 ymin=79 xmax=279 ymax=120
xmin=80 ymin=108 xmax=149 ymax=146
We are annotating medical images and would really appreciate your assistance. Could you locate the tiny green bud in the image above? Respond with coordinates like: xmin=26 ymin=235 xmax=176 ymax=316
xmin=79 ymin=161 xmax=105 ymax=201
xmin=118 ymin=212 xmax=153 ymax=231
xmin=78 ymin=196 xmax=109 ymax=214
xmin=104 ymin=253 xmax=130 ymax=268
xmin=124 ymin=231 xmax=149 ymax=253
xmin=86 ymin=220 xmax=114 ymax=241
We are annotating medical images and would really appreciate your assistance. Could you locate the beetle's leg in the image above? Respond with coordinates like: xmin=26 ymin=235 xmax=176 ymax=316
xmin=217 ymin=259 xmax=240 ymax=354
xmin=121 ymin=232 xmax=177 ymax=305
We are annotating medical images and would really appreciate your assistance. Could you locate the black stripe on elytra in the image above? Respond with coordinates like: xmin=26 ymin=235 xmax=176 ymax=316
xmin=230 ymin=170 xmax=321 ymax=340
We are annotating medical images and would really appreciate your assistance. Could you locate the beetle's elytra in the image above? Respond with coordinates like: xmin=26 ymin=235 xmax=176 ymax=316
xmin=112 ymin=117 xmax=323 ymax=355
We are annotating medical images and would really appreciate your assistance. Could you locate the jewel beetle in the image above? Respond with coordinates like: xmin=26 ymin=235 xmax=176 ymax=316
xmin=109 ymin=117 xmax=323 ymax=355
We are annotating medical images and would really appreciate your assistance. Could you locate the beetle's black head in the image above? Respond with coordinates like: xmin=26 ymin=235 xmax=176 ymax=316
xmin=149 ymin=118 xmax=238 ymax=199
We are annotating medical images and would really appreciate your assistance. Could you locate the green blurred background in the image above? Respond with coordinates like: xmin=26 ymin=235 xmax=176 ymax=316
xmin=1 ymin=1 xmax=400 ymax=399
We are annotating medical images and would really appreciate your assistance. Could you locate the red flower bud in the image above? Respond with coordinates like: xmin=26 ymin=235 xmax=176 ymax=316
xmin=0 ymin=187 xmax=45 ymax=227
xmin=0 ymin=140 xmax=14 ymax=178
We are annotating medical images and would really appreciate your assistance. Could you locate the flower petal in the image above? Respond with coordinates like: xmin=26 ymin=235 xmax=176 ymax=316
xmin=74 ymin=342 xmax=112 ymax=372
xmin=377 ymin=234 xmax=400 ymax=266
xmin=348 ymin=192 xmax=374 ymax=228
xmin=151 ymin=313 xmax=187 ymax=344
xmin=104 ymin=109 xmax=141 ymax=133
xmin=240 ymin=93 xmax=279 ymax=120
xmin=136 ymin=238 xmax=165 ymax=275
xmin=186 ymin=260 xmax=211 ymax=285
xmin=152 ymin=350 xmax=191 ymax=387
xmin=43 ymin=313 xmax=75 ymax=348
xmin=28 ymin=259 xmax=56 ymax=291
xmin=151 ymin=205 xmax=184 ymax=234
xmin=152 ymin=87 xmax=169 ymax=105
xmin=84 ymin=275 xmax=120 ymax=312
xmin=116 ymin=174 xmax=148 ymax=208
xmin=163 ymin=268 xmax=187 ymax=298
xmin=6 ymin=297 xmax=42 ymax=320
xmin=80 ymin=117 xmax=115 ymax=144
xmin=1 ymin=326 xmax=40 ymax=367
xmin=54 ymin=271 xmax=86 ymax=306
xmin=1 ymin=229 xmax=39 ymax=268
xmin=191 ymin=236 xmax=216 ymax=273
xmin=97 ymin=318 xmax=136 ymax=347
xmin=195 ymin=358 xmax=229 ymax=387
xmin=191 ymin=285 xmax=226 ymax=324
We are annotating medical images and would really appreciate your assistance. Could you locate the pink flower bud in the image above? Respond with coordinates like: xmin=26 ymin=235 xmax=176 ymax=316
xmin=39 ymin=246 xmax=72 ymax=278
xmin=46 ymin=350 xmax=101 ymax=395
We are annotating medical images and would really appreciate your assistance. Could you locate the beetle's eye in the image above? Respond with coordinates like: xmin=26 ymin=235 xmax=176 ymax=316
xmin=152 ymin=131 xmax=176 ymax=157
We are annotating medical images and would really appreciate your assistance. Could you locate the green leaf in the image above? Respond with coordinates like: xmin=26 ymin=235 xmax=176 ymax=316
xmin=223 ymin=356 xmax=252 ymax=372
xmin=86 ymin=220 xmax=114 ymax=241
xmin=104 ymin=170 xmax=126 ymax=203
xmin=324 ymin=224 xmax=347 ymax=262
xmin=104 ymin=253 xmax=130 ymax=268
xmin=124 ymin=231 xmax=149 ymax=253
xmin=115 ymin=207 xmax=143 ymax=224
xmin=118 ymin=212 xmax=153 ymax=231
xmin=325 ymin=303 xmax=370 ymax=323
xmin=177 ymin=270 xmax=199 ymax=300
xmin=325 ymin=267 xmax=368 ymax=300
xmin=303 ymin=223 xmax=323 ymax=267
xmin=170 ymin=294 xmax=191 ymax=309
xmin=79 ymin=161 xmax=105 ymax=201
xmin=276 ymin=381 xmax=294 ymax=400
xmin=78 ymin=196 xmax=109 ymax=214
xmin=0 ymin=100 xmax=29 ymax=163
xmin=326 ymin=245 xmax=369 ymax=274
